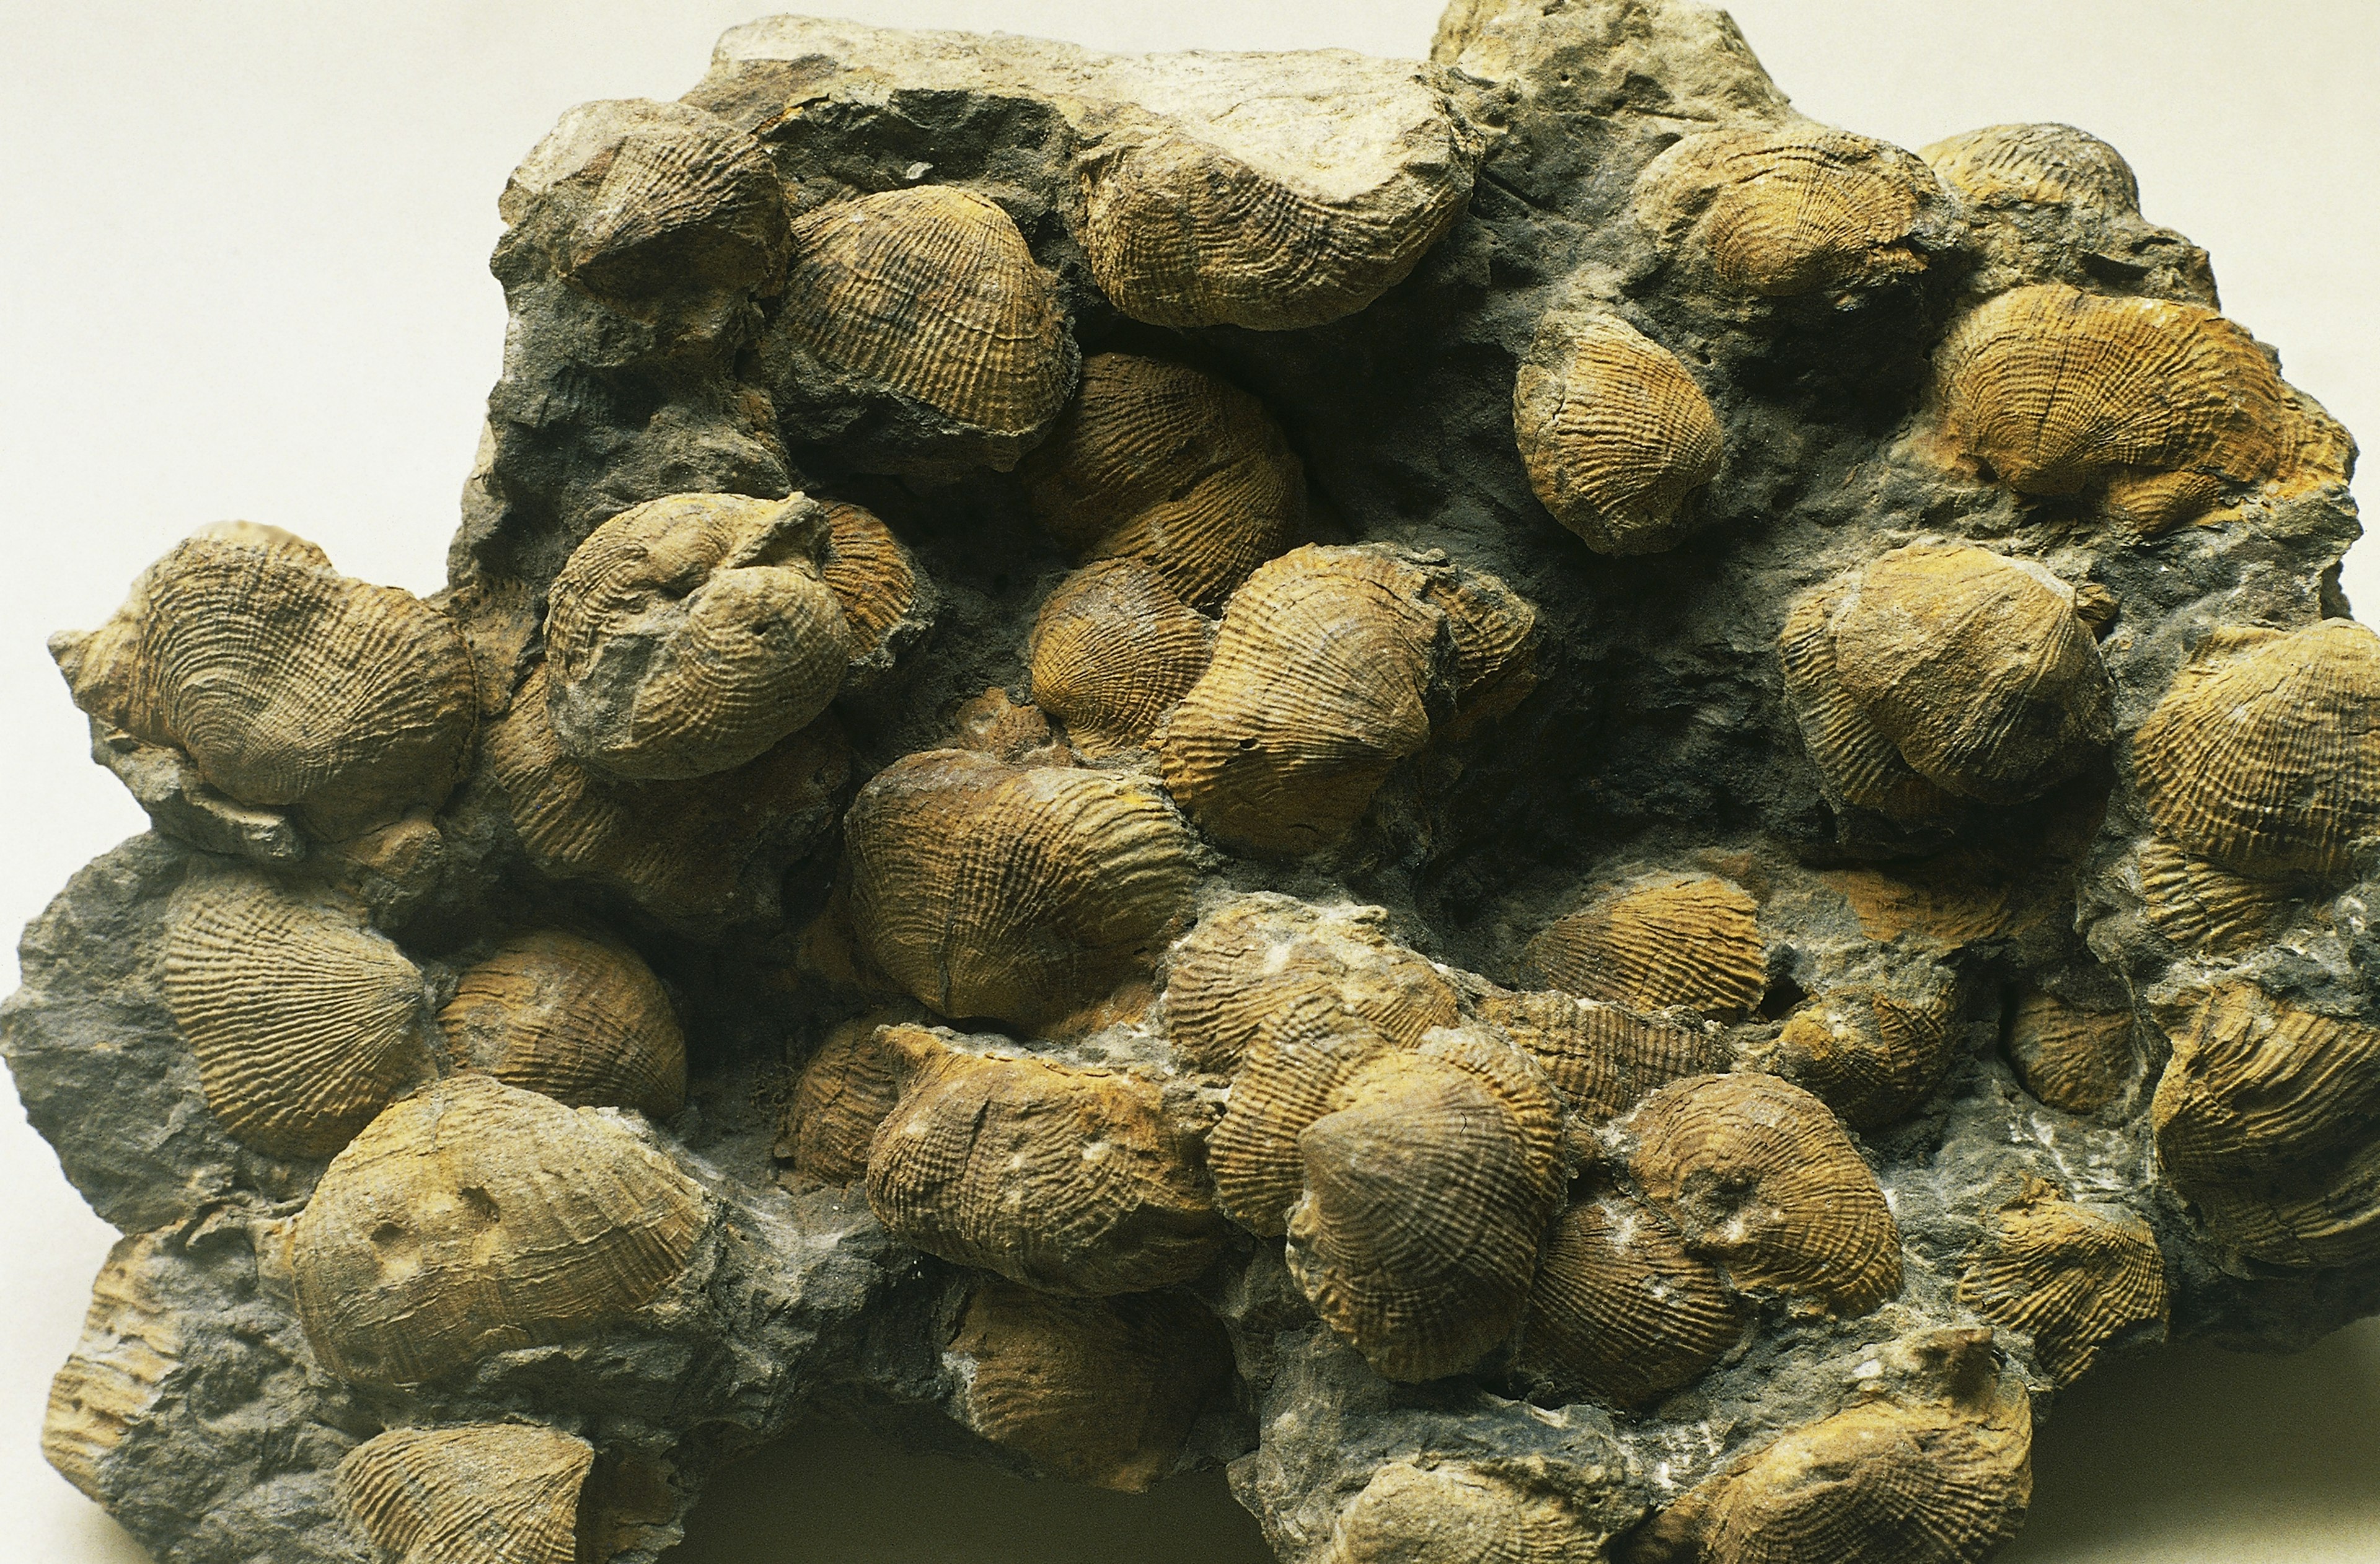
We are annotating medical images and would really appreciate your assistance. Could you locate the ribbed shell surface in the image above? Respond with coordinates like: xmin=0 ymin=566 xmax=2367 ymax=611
xmin=947 ymin=1280 xmax=1232 ymax=1493
xmin=1637 ymin=128 xmax=1935 ymax=297
xmin=2131 ymin=621 xmax=2380 ymax=880
xmin=2004 ymin=991 xmax=2138 ymax=1115
xmin=42 ymin=1233 xmax=180 ymax=1505
xmin=1284 ymin=1035 xmax=1564 ymax=1381
xmin=55 ymin=532 xmax=477 ymax=840
xmin=1029 ymin=559 xmax=1214 ymax=758
xmin=1921 ymin=123 xmax=2140 ymax=211
xmin=437 ymin=928 xmax=687 ymax=1119
xmin=1478 ymin=989 xmax=1728 ymax=1122
xmin=1680 ymin=1389 xmax=2033 ymax=1564
xmin=1523 ymin=874 xmax=1766 ymax=1020
xmin=162 ymin=874 xmax=436 ymax=1160
xmin=1776 ymin=978 xmax=1960 ymax=1130
xmin=1328 ymin=1462 xmax=1602 ymax=1564
xmin=2153 ymin=982 xmax=2380 ymax=1267
xmin=1958 ymin=1188 xmax=2166 ymax=1386
xmin=844 ymin=749 xmax=1201 ymax=1028
xmin=1078 ymin=130 xmax=1471 ymax=332
xmin=1514 ymin=1187 xmax=1745 ymax=1409
xmin=777 ymin=1019 xmax=910 ymax=1182
xmin=544 ymin=491 xmax=851 ymax=781
xmin=1158 ymin=545 xmax=1451 ymax=855
xmin=2133 ymin=840 xmax=2293 ymax=955
xmin=1628 ymin=1073 xmax=1903 ymax=1313
xmin=336 ymin=1423 xmax=593 ymax=1564
xmin=782 ymin=186 xmax=1073 ymax=434
xmin=1778 ymin=580 xmax=1960 ymax=825
xmin=1021 ymin=353 xmax=1306 ymax=610
xmin=818 ymin=499 xmax=924 ymax=664
xmin=1513 ymin=310 xmax=1724 ymax=555
xmin=1163 ymin=895 xmax=1456 ymax=1078
xmin=1830 ymin=544 xmax=2112 ymax=804
xmin=290 ymin=1074 xmax=707 ymax=1389
xmin=564 ymin=118 xmax=787 ymax=294
xmin=864 ymin=1045 xmax=1223 ymax=1294
xmin=487 ymin=664 xmax=850 ymax=927
xmin=1933 ymin=283 xmax=2319 ymax=529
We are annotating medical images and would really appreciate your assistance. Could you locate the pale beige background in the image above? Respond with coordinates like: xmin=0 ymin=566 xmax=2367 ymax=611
xmin=2 ymin=3 xmax=2374 ymax=1560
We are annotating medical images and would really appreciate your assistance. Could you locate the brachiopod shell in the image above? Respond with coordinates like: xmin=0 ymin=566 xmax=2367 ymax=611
xmin=776 ymin=1019 xmax=910 ymax=1183
xmin=819 ymin=498 xmax=932 ymax=685
xmin=1028 ymin=559 xmax=1214 ymax=759
xmin=1635 ymin=127 xmax=1941 ymax=296
xmin=1523 ymin=874 xmax=1766 ymax=1021
xmin=544 ymin=491 xmax=850 ymax=781
xmin=291 ymin=1074 xmax=707 ymax=1388
xmin=562 ymin=116 xmax=787 ymax=294
xmin=1774 ymin=967 xmax=1960 ymax=1130
xmin=1514 ymin=310 xmax=1723 ymax=556
xmin=1959 ymin=1181 xmax=2166 ymax=1386
xmin=1922 ymin=123 xmax=2140 ymax=212
xmin=42 ymin=1233 xmax=180 ymax=1507
xmin=2004 ymin=990 xmax=2138 ymax=1116
xmin=337 ymin=1423 xmax=594 ymax=1564
xmin=437 ymin=928 xmax=686 ymax=1120
xmin=2133 ymin=840 xmax=2293 ymax=955
xmin=844 ymin=749 xmax=1201 ymax=1029
xmin=1478 ymin=988 xmax=1728 ymax=1122
xmin=1327 ymin=1461 xmax=1603 ymax=1564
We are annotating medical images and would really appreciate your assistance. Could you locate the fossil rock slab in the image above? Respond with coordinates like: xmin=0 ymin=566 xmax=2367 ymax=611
xmin=7 ymin=2 xmax=2375 ymax=1562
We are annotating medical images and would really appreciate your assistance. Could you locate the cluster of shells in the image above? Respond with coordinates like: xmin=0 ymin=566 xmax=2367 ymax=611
xmin=9 ymin=4 xmax=2377 ymax=1564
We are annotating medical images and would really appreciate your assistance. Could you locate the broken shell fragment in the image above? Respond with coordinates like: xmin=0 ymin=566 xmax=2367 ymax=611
xmin=777 ymin=1019 xmax=910 ymax=1183
xmin=844 ymin=749 xmax=1201 ymax=1028
xmin=1514 ymin=1183 xmax=1745 ymax=1409
xmin=1513 ymin=310 xmax=1724 ymax=555
xmin=1021 ymin=354 xmax=1307 ymax=610
xmin=864 ymin=1033 xmax=1225 ymax=1294
xmin=2133 ymin=840 xmax=2293 ymax=956
xmin=2131 ymin=621 xmax=2380 ymax=881
xmin=1774 ymin=970 xmax=1961 ymax=1130
xmin=1959 ymin=1183 xmax=2166 ymax=1386
xmin=42 ymin=1233 xmax=182 ymax=1506
xmin=337 ymin=1423 xmax=594 ymax=1564
xmin=1284 ymin=1032 xmax=1565 ymax=1381
xmin=1628 ymin=1073 xmax=1903 ymax=1314
xmin=1478 ymin=988 xmax=1727 ymax=1122
xmin=1028 ymin=559 xmax=1214 ymax=758
xmin=1933 ymin=282 xmax=2343 ymax=534
xmin=1328 ymin=1461 xmax=1603 ymax=1564
xmin=1636 ymin=126 xmax=1941 ymax=296
xmin=50 ymin=525 xmax=477 ymax=840
xmin=544 ymin=491 xmax=851 ymax=781
xmin=291 ymin=1073 xmax=707 ymax=1389
xmin=562 ymin=114 xmax=788 ymax=294
xmin=1523 ymin=874 xmax=1765 ymax=1021
xmin=437 ymin=929 xmax=686 ymax=1120
xmin=946 ymin=1280 xmax=1232 ymax=1493
xmin=162 ymin=872 xmax=437 ymax=1160
xmin=1922 ymin=123 xmax=2140 ymax=213
xmin=2004 ymin=990 xmax=2138 ymax=1117
xmin=1162 ymin=895 xmax=1455 ymax=1078
xmin=1158 ymin=544 xmax=1533 ymax=855
xmin=818 ymin=499 xmax=932 ymax=683
xmin=1784 ymin=543 xmax=2112 ymax=810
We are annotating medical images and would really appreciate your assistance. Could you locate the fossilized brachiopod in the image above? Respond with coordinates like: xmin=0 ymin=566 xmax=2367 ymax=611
xmin=1162 ymin=895 xmax=1456 ymax=1078
xmin=946 ymin=1279 xmax=1232 ymax=1492
xmin=1626 ymin=1333 xmax=2033 ymax=1564
xmin=1327 ymin=1461 xmax=1604 ymax=1564
xmin=1072 ymin=59 xmax=1475 ymax=330
xmin=561 ymin=114 xmax=788 ymax=294
xmin=1635 ymin=126 xmax=1942 ymax=296
xmin=486 ymin=664 xmax=851 ymax=929
xmin=778 ymin=185 xmax=1078 ymax=462
xmin=1157 ymin=545 xmax=1536 ymax=855
xmin=864 ymin=1030 xmax=1224 ymax=1294
xmin=1021 ymin=354 xmax=1307 ymax=611
xmin=1514 ymin=1180 xmax=1745 ymax=1409
xmin=1933 ymin=282 xmax=2347 ymax=534
xmin=1524 ymin=874 xmax=1766 ymax=1020
xmin=437 ymin=929 xmax=686 ymax=1120
xmin=1781 ymin=543 xmax=2113 ymax=812
xmin=2131 ymin=622 xmax=2380 ymax=881
xmin=1774 ymin=967 xmax=1961 ymax=1130
xmin=162 ymin=872 xmax=437 ymax=1160
xmin=291 ymin=1073 xmax=707 ymax=1389
xmin=844 ymin=749 xmax=1201 ymax=1029
xmin=1921 ymin=123 xmax=2141 ymax=213
xmin=544 ymin=491 xmax=851 ymax=781
xmin=777 ymin=1019 xmax=911 ymax=1183
xmin=337 ymin=1423 xmax=594 ymax=1564
xmin=1959 ymin=1181 xmax=2166 ymax=1386
xmin=1285 ymin=1032 xmax=1565 ymax=1381
xmin=2133 ymin=840 xmax=2293 ymax=956
xmin=1628 ymin=1073 xmax=1902 ymax=1314
xmin=42 ymin=1233 xmax=181 ymax=1507
xmin=2151 ymin=981 xmax=2380 ymax=1268
xmin=51 ymin=524 xmax=477 ymax=840
xmin=1478 ymin=988 xmax=1728 ymax=1122
xmin=2004 ymin=990 xmax=2139 ymax=1116
xmin=1028 ymin=559 xmax=1214 ymax=759
xmin=818 ymin=499 xmax=932 ymax=687
xmin=1514 ymin=310 xmax=1724 ymax=555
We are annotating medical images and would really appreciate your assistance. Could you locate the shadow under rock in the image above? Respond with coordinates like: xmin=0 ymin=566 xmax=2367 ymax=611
xmin=670 ymin=1421 xmax=1273 ymax=1564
